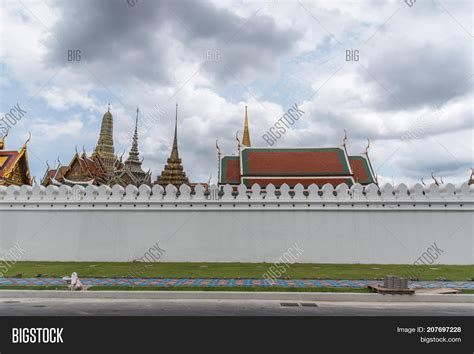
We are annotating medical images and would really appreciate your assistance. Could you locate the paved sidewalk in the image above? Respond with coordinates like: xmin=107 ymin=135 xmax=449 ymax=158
xmin=0 ymin=278 xmax=473 ymax=289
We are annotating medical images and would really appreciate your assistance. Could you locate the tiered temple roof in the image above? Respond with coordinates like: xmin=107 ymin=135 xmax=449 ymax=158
xmin=0 ymin=132 xmax=32 ymax=186
xmin=218 ymin=107 xmax=376 ymax=188
xmin=155 ymin=104 xmax=189 ymax=187
xmin=41 ymin=106 xmax=151 ymax=187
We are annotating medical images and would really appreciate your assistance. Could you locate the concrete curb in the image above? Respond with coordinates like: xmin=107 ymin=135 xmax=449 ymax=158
xmin=0 ymin=290 xmax=472 ymax=303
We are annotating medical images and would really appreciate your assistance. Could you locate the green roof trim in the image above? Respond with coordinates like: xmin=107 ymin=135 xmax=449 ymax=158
xmin=241 ymin=147 xmax=351 ymax=176
xmin=349 ymin=155 xmax=375 ymax=184
xmin=220 ymin=155 xmax=240 ymax=184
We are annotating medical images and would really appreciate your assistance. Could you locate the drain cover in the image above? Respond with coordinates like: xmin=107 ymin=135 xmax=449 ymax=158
xmin=301 ymin=303 xmax=318 ymax=307
xmin=280 ymin=302 xmax=299 ymax=307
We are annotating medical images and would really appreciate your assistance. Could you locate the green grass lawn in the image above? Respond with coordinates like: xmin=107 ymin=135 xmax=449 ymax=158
xmin=2 ymin=262 xmax=473 ymax=281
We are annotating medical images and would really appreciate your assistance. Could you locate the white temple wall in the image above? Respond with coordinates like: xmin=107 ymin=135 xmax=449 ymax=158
xmin=0 ymin=183 xmax=472 ymax=264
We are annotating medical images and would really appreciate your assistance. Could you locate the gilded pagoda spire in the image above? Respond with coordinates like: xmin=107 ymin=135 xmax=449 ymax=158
xmin=170 ymin=103 xmax=180 ymax=160
xmin=126 ymin=107 xmax=140 ymax=164
xmin=242 ymin=105 xmax=251 ymax=147
xmin=93 ymin=106 xmax=116 ymax=176
xmin=155 ymin=104 xmax=189 ymax=187
xmin=122 ymin=107 xmax=151 ymax=185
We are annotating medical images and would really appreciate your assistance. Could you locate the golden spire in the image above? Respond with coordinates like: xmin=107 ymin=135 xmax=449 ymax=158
xmin=93 ymin=106 xmax=115 ymax=176
xmin=125 ymin=107 xmax=140 ymax=164
xmin=242 ymin=106 xmax=251 ymax=147
xmin=170 ymin=103 xmax=179 ymax=160
xmin=155 ymin=103 xmax=189 ymax=187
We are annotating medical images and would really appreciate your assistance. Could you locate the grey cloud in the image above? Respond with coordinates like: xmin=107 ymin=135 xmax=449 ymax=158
xmin=402 ymin=158 xmax=469 ymax=180
xmin=362 ymin=44 xmax=472 ymax=111
xmin=43 ymin=0 xmax=300 ymax=86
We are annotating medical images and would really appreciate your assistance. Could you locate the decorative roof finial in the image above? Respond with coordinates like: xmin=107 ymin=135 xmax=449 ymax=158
xmin=421 ymin=177 xmax=426 ymax=186
xmin=363 ymin=138 xmax=370 ymax=155
xmin=342 ymin=130 xmax=347 ymax=147
xmin=431 ymin=172 xmax=440 ymax=186
xmin=25 ymin=132 xmax=31 ymax=145
xmin=108 ymin=103 xmax=110 ymax=112
xmin=236 ymin=131 xmax=241 ymax=155
xmin=216 ymin=139 xmax=221 ymax=184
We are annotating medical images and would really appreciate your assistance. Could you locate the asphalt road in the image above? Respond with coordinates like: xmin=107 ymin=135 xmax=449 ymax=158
xmin=0 ymin=298 xmax=472 ymax=316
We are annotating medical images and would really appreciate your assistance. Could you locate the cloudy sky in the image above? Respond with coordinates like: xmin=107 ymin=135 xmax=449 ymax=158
xmin=0 ymin=0 xmax=472 ymax=185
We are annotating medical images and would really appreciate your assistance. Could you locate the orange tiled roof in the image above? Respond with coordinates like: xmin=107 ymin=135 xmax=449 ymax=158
xmin=0 ymin=150 xmax=20 ymax=178
xmin=241 ymin=148 xmax=351 ymax=176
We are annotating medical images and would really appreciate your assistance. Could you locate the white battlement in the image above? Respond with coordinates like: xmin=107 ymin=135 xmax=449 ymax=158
xmin=0 ymin=183 xmax=472 ymax=210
